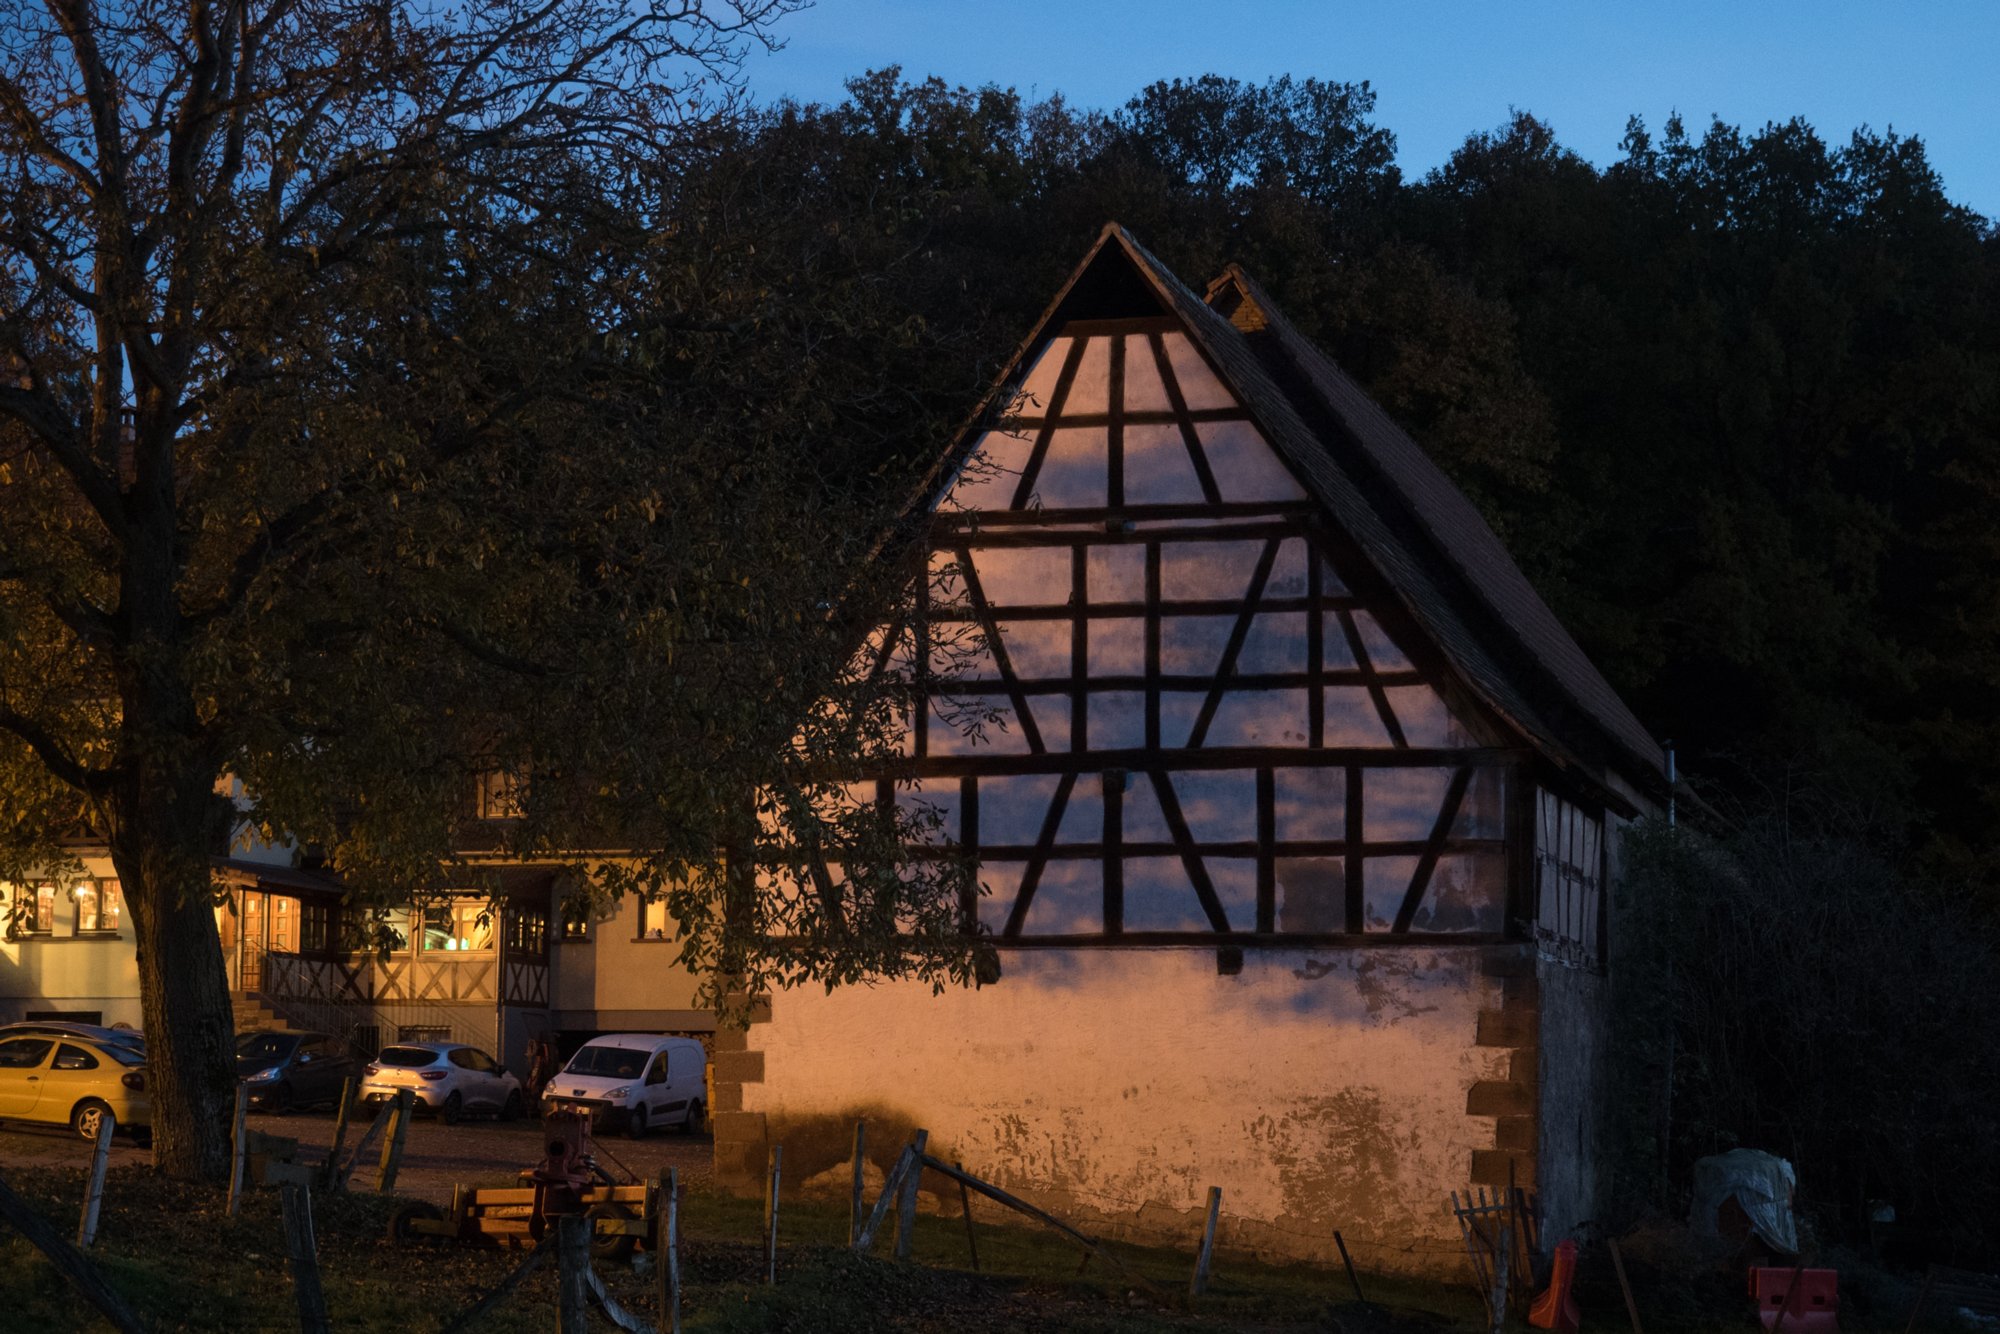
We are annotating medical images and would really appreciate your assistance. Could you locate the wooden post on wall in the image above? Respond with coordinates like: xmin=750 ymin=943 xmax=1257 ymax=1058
xmin=894 ymin=1129 xmax=929 ymax=1261
xmin=377 ymin=1088 xmax=414 ymax=1193
xmin=848 ymin=1120 xmax=867 ymax=1247
xmin=76 ymin=1112 xmax=114 ymax=1248
xmin=1189 ymin=1186 xmax=1222 ymax=1298
xmin=657 ymin=1166 xmax=680 ymax=1334
xmin=763 ymin=1144 xmax=782 ymax=1284
xmin=319 ymin=1078 xmax=355 ymax=1188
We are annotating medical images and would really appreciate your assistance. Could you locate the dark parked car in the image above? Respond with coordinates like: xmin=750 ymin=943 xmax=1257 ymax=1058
xmin=236 ymin=1030 xmax=356 ymax=1112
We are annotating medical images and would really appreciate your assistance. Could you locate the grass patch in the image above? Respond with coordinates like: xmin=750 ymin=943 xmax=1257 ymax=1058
xmin=6 ymin=1162 xmax=1924 ymax=1331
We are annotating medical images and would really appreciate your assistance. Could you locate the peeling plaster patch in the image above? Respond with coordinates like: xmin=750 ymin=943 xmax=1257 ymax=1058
xmin=1248 ymin=1087 xmax=1412 ymax=1229
xmin=1353 ymin=954 xmax=1443 ymax=1023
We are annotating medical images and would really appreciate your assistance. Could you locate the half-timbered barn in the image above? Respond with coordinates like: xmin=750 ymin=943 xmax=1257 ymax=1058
xmin=714 ymin=225 xmax=1668 ymax=1274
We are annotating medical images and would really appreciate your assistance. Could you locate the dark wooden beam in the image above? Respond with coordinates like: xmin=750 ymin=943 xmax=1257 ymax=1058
xmin=1187 ymin=538 xmax=1281 ymax=748
xmin=1391 ymin=766 xmax=1474 ymax=934
xmin=932 ymin=670 xmax=1426 ymax=696
xmin=954 ymin=545 xmax=1046 ymax=755
xmin=1106 ymin=333 xmax=1126 ymax=508
xmin=991 ymin=930 xmax=1514 ymax=949
xmin=1345 ymin=764 xmax=1365 ymax=933
xmin=1149 ymin=770 xmax=1232 ymax=933
xmin=1000 ymin=771 xmax=1076 ymax=938
xmin=1102 ymin=770 xmax=1123 ymax=935
xmin=928 ymin=594 xmax=1361 ymax=621
xmin=1336 ymin=607 xmax=1409 ymax=749
xmin=906 ymin=836 xmax=1507 ymax=861
xmin=935 ymin=501 xmax=1314 ymax=531
xmin=893 ymin=746 xmax=1526 ymax=779
xmin=1149 ymin=331 xmax=1223 ymax=504
xmin=1144 ymin=541 xmax=1162 ymax=751
xmin=1256 ymin=768 xmax=1276 ymax=933
xmin=1010 ymin=337 xmax=1088 ymax=510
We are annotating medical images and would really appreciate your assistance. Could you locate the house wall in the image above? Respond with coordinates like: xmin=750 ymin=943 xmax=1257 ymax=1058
xmin=1534 ymin=781 xmax=1654 ymax=1248
xmin=724 ymin=943 xmax=1523 ymax=1275
xmin=548 ymin=889 xmax=711 ymax=1034
xmin=0 ymin=855 xmax=143 ymax=1028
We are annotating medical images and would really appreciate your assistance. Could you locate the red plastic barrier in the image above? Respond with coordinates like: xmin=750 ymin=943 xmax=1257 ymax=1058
xmin=1750 ymin=1266 xmax=1839 ymax=1331
xmin=1529 ymin=1239 xmax=1582 ymax=1332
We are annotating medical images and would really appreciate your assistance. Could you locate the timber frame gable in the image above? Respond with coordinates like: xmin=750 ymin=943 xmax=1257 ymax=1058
xmin=850 ymin=225 xmax=1666 ymax=956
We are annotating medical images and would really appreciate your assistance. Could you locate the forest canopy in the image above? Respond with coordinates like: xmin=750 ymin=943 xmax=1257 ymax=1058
xmin=713 ymin=69 xmax=2000 ymax=882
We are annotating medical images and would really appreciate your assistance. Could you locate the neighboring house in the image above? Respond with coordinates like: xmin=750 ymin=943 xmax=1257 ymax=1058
xmin=1 ymin=791 xmax=717 ymax=1075
xmin=711 ymin=226 xmax=1668 ymax=1275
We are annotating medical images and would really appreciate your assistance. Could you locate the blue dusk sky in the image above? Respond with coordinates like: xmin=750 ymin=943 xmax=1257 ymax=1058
xmin=744 ymin=1 xmax=2000 ymax=220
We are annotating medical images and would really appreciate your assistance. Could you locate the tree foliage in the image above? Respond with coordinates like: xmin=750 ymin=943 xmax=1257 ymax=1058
xmin=0 ymin=2 xmax=996 ymax=1181
xmin=729 ymin=72 xmax=2000 ymax=885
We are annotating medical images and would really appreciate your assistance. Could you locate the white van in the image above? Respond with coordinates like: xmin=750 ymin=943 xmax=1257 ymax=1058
xmin=542 ymin=1034 xmax=706 ymax=1139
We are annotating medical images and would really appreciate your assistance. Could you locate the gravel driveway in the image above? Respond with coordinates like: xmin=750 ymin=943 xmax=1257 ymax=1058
xmin=0 ymin=1107 xmax=713 ymax=1204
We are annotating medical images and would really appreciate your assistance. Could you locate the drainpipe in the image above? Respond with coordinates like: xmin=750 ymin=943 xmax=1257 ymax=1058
xmin=1664 ymin=742 xmax=1676 ymax=829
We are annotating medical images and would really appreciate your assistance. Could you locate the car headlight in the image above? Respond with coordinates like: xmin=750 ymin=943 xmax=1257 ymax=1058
xmin=247 ymin=1067 xmax=281 ymax=1083
xmin=605 ymin=1086 xmax=631 ymax=1100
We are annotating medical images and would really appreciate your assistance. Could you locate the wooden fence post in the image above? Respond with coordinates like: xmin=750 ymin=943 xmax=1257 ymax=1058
xmin=334 ymin=1100 xmax=391 ymax=1190
xmin=657 ymin=1166 xmax=680 ymax=1334
xmin=557 ymin=1214 xmax=590 ymax=1333
xmin=0 ymin=1172 xmax=147 ymax=1334
xmin=1489 ymin=1224 xmax=1512 ymax=1334
xmin=280 ymin=1182 xmax=331 ymax=1334
xmin=1189 ymin=1186 xmax=1222 ymax=1298
xmin=763 ymin=1144 xmax=783 ymax=1284
xmin=848 ymin=1120 xmax=866 ymax=1248
xmin=76 ymin=1112 xmax=115 ymax=1248
xmin=955 ymin=1161 xmax=979 ymax=1273
xmin=377 ymin=1088 xmax=413 ymax=1193
xmin=226 ymin=1083 xmax=250 ymax=1215
xmin=318 ymin=1079 xmax=355 ymax=1189
xmin=853 ymin=1145 xmax=916 ymax=1253
xmin=893 ymin=1129 xmax=928 ymax=1262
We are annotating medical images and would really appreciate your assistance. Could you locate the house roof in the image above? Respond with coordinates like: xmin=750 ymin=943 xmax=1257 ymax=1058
xmin=932 ymin=223 xmax=1666 ymax=807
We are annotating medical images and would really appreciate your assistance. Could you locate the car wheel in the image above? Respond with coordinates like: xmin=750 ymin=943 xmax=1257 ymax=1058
xmin=71 ymin=1099 xmax=113 ymax=1141
xmin=683 ymin=1100 xmax=705 ymax=1136
xmin=501 ymin=1090 xmax=523 ymax=1122
xmin=587 ymin=1201 xmax=637 ymax=1263
xmin=265 ymin=1082 xmax=293 ymax=1115
xmin=627 ymin=1106 xmax=647 ymax=1140
xmin=440 ymin=1091 xmax=463 ymax=1125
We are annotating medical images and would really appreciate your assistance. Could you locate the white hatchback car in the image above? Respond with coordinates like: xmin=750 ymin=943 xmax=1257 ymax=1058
xmin=542 ymin=1034 xmax=706 ymax=1139
xmin=360 ymin=1041 xmax=523 ymax=1123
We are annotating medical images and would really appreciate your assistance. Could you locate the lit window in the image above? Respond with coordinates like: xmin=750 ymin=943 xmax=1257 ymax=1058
xmin=33 ymin=885 xmax=54 ymax=934
xmin=421 ymin=899 xmax=494 ymax=952
xmin=476 ymin=769 xmax=526 ymax=820
xmin=505 ymin=905 xmax=548 ymax=953
xmin=73 ymin=883 xmax=107 ymax=933
xmin=637 ymin=898 xmax=672 ymax=941
xmin=99 ymin=881 xmax=121 ymax=932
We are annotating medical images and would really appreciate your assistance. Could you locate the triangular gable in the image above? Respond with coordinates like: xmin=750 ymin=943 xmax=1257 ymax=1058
xmin=922 ymin=225 xmax=1662 ymax=810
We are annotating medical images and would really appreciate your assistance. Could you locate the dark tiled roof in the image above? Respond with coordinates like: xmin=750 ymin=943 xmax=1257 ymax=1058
xmin=944 ymin=224 xmax=1666 ymax=804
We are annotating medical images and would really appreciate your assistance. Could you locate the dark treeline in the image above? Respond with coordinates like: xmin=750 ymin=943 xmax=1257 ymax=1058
xmin=673 ymin=68 xmax=2000 ymax=883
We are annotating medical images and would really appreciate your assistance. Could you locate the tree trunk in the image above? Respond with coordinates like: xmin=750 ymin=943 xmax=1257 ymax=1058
xmin=112 ymin=782 xmax=237 ymax=1182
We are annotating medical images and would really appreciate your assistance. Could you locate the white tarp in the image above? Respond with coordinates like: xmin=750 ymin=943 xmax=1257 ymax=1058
xmin=1690 ymin=1149 xmax=1800 ymax=1254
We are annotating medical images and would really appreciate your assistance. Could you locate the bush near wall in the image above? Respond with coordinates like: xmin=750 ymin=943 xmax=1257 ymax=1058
xmin=1606 ymin=811 xmax=2000 ymax=1263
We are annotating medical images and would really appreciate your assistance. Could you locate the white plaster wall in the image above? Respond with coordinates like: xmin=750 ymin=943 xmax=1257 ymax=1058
xmin=744 ymin=945 xmax=1506 ymax=1275
xmin=0 ymin=855 xmax=143 ymax=1026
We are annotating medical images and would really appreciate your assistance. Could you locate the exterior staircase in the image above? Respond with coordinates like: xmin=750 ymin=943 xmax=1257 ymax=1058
xmin=231 ymin=991 xmax=292 ymax=1033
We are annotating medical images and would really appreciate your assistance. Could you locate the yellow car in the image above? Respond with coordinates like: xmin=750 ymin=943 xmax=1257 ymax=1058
xmin=0 ymin=1032 xmax=151 ymax=1140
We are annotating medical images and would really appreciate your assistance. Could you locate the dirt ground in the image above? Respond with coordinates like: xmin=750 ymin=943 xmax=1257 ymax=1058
xmin=0 ymin=1104 xmax=714 ymax=1201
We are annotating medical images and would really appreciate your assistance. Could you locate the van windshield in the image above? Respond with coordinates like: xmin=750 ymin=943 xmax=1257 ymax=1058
xmin=564 ymin=1046 xmax=646 ymax=1079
